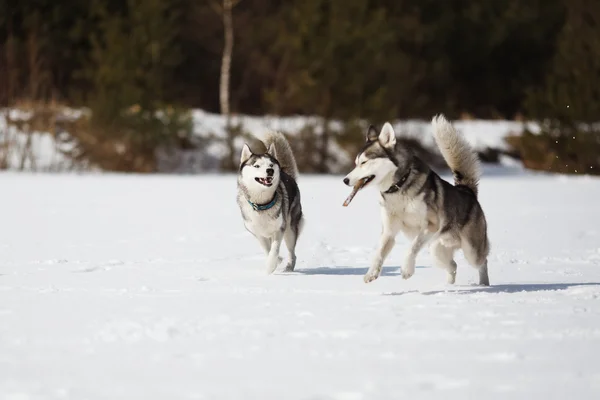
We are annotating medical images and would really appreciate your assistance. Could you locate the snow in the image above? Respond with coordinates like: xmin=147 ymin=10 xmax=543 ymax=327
xmin=2 ymin=107 xmax=534 ymax=173
xmin=191 ymin=110 xmax=535 ymax=172
xmin=1 ymin=168 xmax=600 ymax=399
xmin=387 ymin=119 xmax=536 ymax=152
xmin=0 ymin=111 xmax=75 ymax=172
xmin=191 ymin=109 xmax=536 ymax=152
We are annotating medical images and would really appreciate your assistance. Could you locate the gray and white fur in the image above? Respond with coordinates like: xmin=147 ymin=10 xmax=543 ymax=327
xmin=343 ymin=114 xmax=490 ymax=285
xmin=237 ymin=131 xmax=304 ymax=274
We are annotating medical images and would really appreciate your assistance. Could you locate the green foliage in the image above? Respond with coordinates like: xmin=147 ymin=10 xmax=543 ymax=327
xmin=425 ymin=0 xmax=564 ymax=117
xmin=1 ymin=0 xmax=569 ymax=120
xmin=518 ymin=0 xmax=600 ymax=175
xmin=81 ymin=0 xmax=189 ymax=172
xmin=264 ymin=0 xmax=395 ymax=121
xmin=87 ymin=0 xmax=181 ymax=120
xmin=525 ymin=0 xmax=600 ymax=124
xmin=1 ymin=0 xmax=595 ymax=173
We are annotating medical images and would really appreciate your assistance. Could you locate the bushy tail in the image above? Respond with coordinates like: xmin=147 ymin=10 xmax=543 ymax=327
xmin=263 ymin=131 xmax=299 ymax=179
xmin=432 ymin=114 xmax=481 ymax=197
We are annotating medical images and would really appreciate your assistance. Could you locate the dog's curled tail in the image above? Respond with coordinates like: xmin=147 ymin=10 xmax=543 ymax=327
xmin=263 ymin=130 xmax=299 ymax=180
xmin=432 ymin=114 xmax=481 ymax=197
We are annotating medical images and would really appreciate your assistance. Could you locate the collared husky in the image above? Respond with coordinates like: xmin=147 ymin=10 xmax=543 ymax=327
xmin=237 ymin=131 xmax=304 ymax=274
xmin=343 ymin=114 xmax=490 ymax=286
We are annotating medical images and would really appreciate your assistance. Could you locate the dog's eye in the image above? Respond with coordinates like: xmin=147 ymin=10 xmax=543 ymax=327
xmin=254 ymin=164 xmax=260 ymax=168
xmin=269 ymin=164 xmax=273 ymax=168
xmin=360 ymin=161 xmax=367 ymax=166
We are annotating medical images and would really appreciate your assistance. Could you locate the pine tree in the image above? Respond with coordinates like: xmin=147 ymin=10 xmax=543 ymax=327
xmin=527 ymin=0 xmax=599 ymax=123
xmin=80 ymin=0 xmax=190 ymax=172
xmin=264 ymin=0 xmax=400 ymax=171
xmin=522 ymin=0 xmax=600 ymax=174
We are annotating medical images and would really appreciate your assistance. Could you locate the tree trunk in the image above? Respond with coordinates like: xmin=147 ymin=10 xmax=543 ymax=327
xmin=1 ymin=30 xmax=17 ymax=169
xmin=218 ymin=0 xmax=239 ymax=170
xmin=318 ymin=118 xmax=330 ymax=173
xmin=318 ymin=89 xmax=332 ymax=173
xmin=220 ymin=0 xmax=234 ymax=117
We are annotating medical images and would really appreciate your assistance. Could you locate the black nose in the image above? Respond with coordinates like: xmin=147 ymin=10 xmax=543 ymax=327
xmin=266 ymin=168 xmax=274 ymax=176
xmin=343 ymin=177 xmax=350 ymax=185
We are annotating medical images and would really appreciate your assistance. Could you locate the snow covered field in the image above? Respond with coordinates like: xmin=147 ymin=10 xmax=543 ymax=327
xmin=1 ymin=168 xmax=600 ymax=399
xmin=2 ymin=107 xmax=532 ymax=173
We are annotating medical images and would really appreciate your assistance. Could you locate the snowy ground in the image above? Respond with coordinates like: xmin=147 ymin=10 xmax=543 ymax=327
xmin=1 ymin=168 xmax=600 ymax=400
xmin=2 ymin=107 xmax=533 ymax=173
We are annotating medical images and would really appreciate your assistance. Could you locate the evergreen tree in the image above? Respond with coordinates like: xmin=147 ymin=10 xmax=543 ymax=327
xmin=265 ymin=0 xmax=400 ymax=171
xmin=81 ymin=0 xmax=190 ymax=172
xmin=521 ymin=0 xmax=600 ymax=174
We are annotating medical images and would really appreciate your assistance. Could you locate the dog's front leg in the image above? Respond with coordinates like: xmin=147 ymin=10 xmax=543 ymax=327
xmin=255 ymin=235 xmax=271 ymax=255
xmin=364 ymin=230 xmax=397 ymax=283
xmin=402 ymin=230 xmax=434 ymax=279
xmin=266 ymin=230 xmax=284 ymax=274
xmin=248 ymin=232 xmax=283 ymax=266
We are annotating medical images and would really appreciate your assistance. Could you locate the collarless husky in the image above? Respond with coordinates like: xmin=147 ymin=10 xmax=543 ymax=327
xmin=343 ymin=114 xmax=490 ymax=286
xmin=237 ymin=131 xmax=304 ymax=274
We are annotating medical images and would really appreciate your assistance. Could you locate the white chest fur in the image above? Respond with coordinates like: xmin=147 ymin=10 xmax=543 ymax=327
xmin=241 ymin=201 xmax=284 ymax=238
xmin=380 ymin=192 xmax=428 ymax=237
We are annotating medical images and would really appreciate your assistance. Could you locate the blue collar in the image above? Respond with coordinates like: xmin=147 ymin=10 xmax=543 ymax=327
xmin=248 ymin=192 xmax=278 ymax=211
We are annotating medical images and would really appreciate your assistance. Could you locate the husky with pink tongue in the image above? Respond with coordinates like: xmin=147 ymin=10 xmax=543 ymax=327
xmin=236 ymin=131 xmax=304 ymax=274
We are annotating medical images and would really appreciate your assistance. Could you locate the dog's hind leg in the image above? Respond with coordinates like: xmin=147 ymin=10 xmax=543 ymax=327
xmin=462 ymin=238 xmax=490 ymax=286
xmin=478 ymin=260 xmax=490 ymax=286
xmin=430 ymin=240 xmax=458 ymax=284
xmin=283 ymin=226 xmax=298 ymax=272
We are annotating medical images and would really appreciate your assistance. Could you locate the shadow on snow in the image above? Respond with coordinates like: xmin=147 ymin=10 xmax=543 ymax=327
xmin=294 ymin=265 xmax=429 ymax=276
xmin=385 ymin=282 xmax=600 ymax=296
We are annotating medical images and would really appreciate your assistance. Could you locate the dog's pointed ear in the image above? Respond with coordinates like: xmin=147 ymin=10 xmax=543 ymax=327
xmin=378 ymin=122 xmax=396 ymax=148
xmin=267 ymin=143 xmax=277 ymax=159
xmin=366 ymin=125 xmax=378 ymax=142
xmin=240 ymin=143 xmax=253 ymax=164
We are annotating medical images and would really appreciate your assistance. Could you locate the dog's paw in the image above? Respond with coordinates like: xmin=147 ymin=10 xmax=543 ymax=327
xmin=284 ymin=258 xmax=296 ymax=272
xmin=363 ymin=270 xmax=380 ymax=283
xmin=447 ymin=268 xmax=457 ymax=284
xmin=284 ymin=263 xmax=295 ymax=272
xmin=266 ymin=259 xmax=279 ymax=274
xmin=447 ymin=273 xmax=456 ymax=284
xmin=401 ymin=266 xmax=415 ymax=279
xmin=266 ymin=266 xmax=277 ymax=275
xmin=401 ymin=259 xmax=415 ymax=280
xmin=265 ymin=256 xmax=284 ymax=274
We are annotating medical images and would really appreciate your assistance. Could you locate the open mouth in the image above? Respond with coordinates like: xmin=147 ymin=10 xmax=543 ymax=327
xmin=342 ymin=175 xmax=375 ymax=207
xmin=359 ymin=175 xmax=375 ymax=189
xmin=255 ymin=177 xmax=274 ymax=187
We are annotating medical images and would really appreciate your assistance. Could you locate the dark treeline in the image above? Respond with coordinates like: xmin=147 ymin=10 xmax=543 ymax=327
xmin=1 ymin=0 xmax=598 ymax=174
xmin=0 ymin=0 xmax=572 ymax=120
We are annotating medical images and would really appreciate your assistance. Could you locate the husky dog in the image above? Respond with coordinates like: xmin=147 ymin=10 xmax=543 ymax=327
xmin=343 ymin=114 xmax=490 ymax=286
xmin=237 ymin=131 xmax=304 ymax=274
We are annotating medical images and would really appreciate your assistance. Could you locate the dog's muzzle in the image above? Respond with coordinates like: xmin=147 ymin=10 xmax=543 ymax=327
xmin=255 ymin=177 xmax=274 ymax=186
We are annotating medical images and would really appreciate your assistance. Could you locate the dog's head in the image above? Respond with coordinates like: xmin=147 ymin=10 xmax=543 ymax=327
xmin=239 ymin=143 xmax=281 ymax=190
xmin=343 ymin=122 xmax=400 ymax=190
